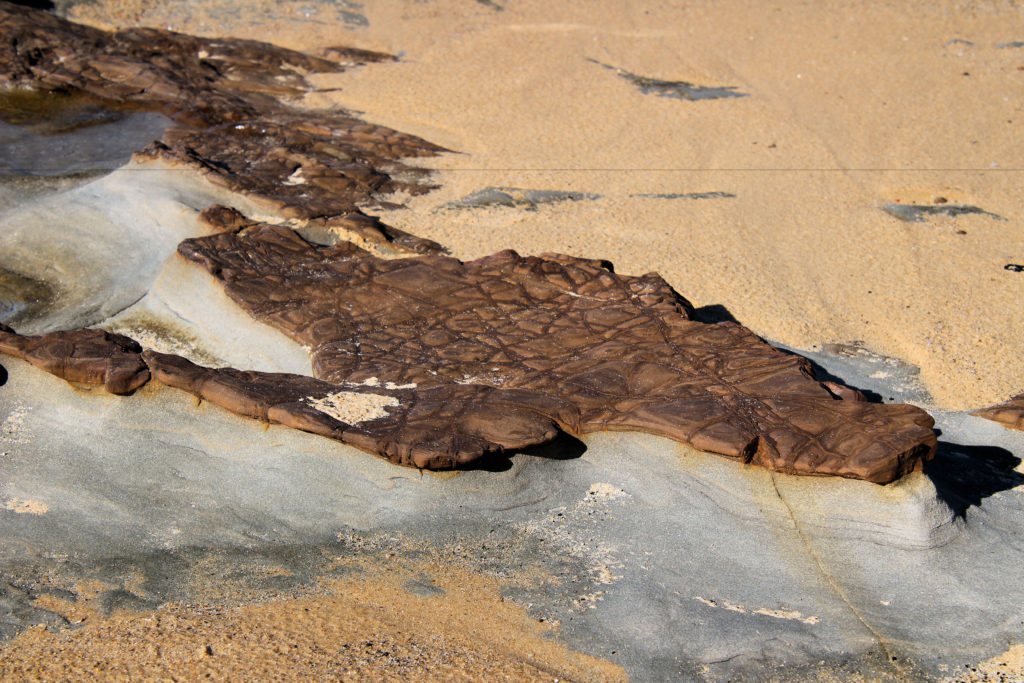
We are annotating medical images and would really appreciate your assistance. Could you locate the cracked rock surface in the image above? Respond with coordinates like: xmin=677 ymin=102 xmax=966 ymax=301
xmin=0 ymin=1 xmax=444 ymax=254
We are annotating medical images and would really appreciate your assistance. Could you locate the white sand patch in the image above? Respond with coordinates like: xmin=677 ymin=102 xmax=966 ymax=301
xmin=1 ymin=403 xmax=31 ymax=445
xmin=355 ymin=377 xmax=416 ymax=390
xmin=283 ymin=167 xmax=307 ymax=185
xmin=456 ymin=374 xmax=508 ymax=387
xmin=584 ymin=483 xmax=629 ymax=503
xmin=692 ymin=596 xmax=819 ymax=625
xmin=305 ymin=390 xmax=399 ymax=424
xmin=2 ymin=498 xmax=49 ymax=515
xmin=520 ymin=483 xmax=631 ymax=602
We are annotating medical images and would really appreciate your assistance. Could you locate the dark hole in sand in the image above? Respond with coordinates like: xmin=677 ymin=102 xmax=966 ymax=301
xmin=630 ymin=191 xmax=736 ymax=200
xmin=588 ymin=58 xmax=748 ymax=101
xmin=881 ymin=203 xmax=1005 ymax=222
xmin=438 ymin=187 xmax=602 ymax=211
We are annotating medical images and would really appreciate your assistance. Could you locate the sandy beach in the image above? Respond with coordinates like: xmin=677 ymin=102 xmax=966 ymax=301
xmin=1 ymin=0 xmax=1023 ymax=680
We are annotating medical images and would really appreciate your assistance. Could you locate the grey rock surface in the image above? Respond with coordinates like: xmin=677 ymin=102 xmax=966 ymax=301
xmin=1 ymin=348 xmax=1022 ymax=681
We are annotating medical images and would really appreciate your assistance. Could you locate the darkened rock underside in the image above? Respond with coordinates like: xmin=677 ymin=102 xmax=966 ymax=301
xmin=973 ymin=394 xmax=1024 ymax=432
xmin=0 ymin=3 xmax=941 ymax=483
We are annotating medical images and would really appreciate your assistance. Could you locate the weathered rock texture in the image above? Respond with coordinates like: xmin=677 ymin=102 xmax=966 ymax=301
xmin=0 ymin=4 xmax=938 ymax=483
xmin=0 ymin=324 xmax=149 ymax=394
xmin=973 ymin=394 xmax=1024 ymax=431
xmin=0 ymin=207 xmax=938 ymax=482
xmin=0 ymin=1 xmax=444 ymax=254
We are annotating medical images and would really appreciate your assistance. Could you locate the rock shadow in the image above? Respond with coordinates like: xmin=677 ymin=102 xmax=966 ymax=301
xmin=457 ymin=430 xmax=587 ymax=472
xmin=5 ymin=0 xmax=54 ymax=10
xmin=924 ymin=441 xmax=1024 ymax=517
xmin=800 ymin=355 xmax=886 ymax=404
xmin=691 ymin=304 xmax=741 ymax=325
xmin=0 ymin=363 xmax=7 ymax=387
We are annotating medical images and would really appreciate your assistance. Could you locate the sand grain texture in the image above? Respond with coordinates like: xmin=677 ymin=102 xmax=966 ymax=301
xmin=0 ymin=569 xmax=626 ymax=682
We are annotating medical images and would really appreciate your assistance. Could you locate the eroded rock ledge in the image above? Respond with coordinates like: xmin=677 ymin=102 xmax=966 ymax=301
xmin=973 ymin=394 xmax=1024 ymax=432
xmin=0 ymin=3 xmax=938 ymax=483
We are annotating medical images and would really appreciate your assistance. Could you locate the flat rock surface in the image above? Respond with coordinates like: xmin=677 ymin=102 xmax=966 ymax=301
xmin=0 ymin=355 xmax=1022 ymax=681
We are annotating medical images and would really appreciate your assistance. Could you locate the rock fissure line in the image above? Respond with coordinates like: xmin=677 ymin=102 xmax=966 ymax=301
xmin=0 ymin=3 xmax=947 ymax=482
xmin=767 ymin=473 xmax=903 ymax=674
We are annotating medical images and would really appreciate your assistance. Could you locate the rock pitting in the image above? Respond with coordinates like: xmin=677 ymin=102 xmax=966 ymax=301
xmin=0 ymin=3 xmax=938 ymax=483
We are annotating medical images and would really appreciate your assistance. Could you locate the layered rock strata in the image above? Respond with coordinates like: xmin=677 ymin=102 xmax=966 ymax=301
xmin=0 ymin=3 xmax=939 ymax=483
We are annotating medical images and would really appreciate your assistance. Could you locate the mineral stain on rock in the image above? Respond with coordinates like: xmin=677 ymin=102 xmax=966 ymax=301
xmin=0 ymin=4 xmax=939 ymax=484
xmin=587 ymin=58 xmax=748 ymax=101
xmin=0 ymin=268 xmax=55 ymax=327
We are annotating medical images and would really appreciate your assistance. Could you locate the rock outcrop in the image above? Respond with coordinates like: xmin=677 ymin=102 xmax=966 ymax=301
xmin=0 ymin=3 xmax=938 ymax=483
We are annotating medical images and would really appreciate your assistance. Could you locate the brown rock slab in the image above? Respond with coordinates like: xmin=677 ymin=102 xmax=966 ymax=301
xmin=143 ymin=350 xmax=567 ymax=469
xmin=0 ymin=324 xmax=149 ymax=394
xmin=172 ymin=213 xmax=936 ymax=483
xmin=973 ymin=394 xmax=1024 ymax=431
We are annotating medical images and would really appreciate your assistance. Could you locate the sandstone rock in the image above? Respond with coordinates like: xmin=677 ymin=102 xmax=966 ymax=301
xmin=0 ymin=324 xmax=148 ymax=394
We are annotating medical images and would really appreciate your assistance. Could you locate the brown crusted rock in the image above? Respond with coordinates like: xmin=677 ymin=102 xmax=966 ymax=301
xmin=177 ymin=221 xmax=937 ymax=483
xmin=0 ymin=3 xmax=445 ymax=254
xmin=973 ymin=394 xmax=1024 ymax=431
xmin=142 ymin=350 xmax=567 ymax=469
xmin=0 ymin=7 xmax=938 ymax=482
xmin=0 ymin=325 xmax=149 ymax=394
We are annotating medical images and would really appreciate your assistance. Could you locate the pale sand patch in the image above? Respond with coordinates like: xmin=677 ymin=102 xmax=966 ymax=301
xmin=306 ymin=390 xmax=399 ymax=424
xmin=1 ymin=498 xmax=49 ymax=515
xmin=0 ymin=566 xmax=626 ymax=682
xmin=944 ymin=643 xmax=1024 ymax=683
xmin=692 ymin=595 xmax=820 ymax=625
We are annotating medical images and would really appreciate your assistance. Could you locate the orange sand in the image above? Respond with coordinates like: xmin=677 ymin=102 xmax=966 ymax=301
xmin=0 ymin=565 xmax=625 ymax=682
